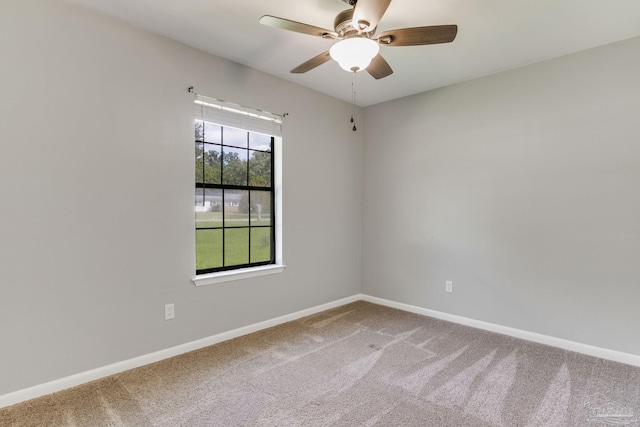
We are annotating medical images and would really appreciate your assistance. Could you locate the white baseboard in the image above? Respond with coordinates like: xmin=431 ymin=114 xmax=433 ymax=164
xmin=4 ymin=293 xmax=639 ymax=409
xmin=360 ymin=294 xmax=640 ymax=368
xmin=0 ymin=294 xmax=361 ymax=409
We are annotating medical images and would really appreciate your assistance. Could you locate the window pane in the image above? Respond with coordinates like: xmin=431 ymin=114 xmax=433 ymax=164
xmin=195 ymin=187 xmax=204 ymax=208
xmin=251 ymin=227 xmax=272 ymax=263
xmin=196 ymin=189 xmax=222 ymax=228
xmin=195 ymin=113 xmax=276 ymax=274
xmin=223 ymin=127 xmax=247 ymax=149
xmin=195 ymin=120 xmax=204 ymax=142
xmin=204 ymin=144 xmax=221 ymax=184
xmin=225 ymin=228 xmax=249 ymax=266
xmin=222 ymin=147 xmax=247 ymax=186
xmin=249 ymin=150 xmax=272 ymax=187
xmin=224 ymin=190 xmax=249 ymax=227
xmin=250 ymin=191 xmax=271 ymax=226
xmin=204 ymin=122 xmax=221 ymax=144
xmin=196 ymin=229 xmax=223 ymax=270
xmin=249 ymin=132 xmax=271 ymax=152
xmin=195 ymin=142 xmax=204 ymax=183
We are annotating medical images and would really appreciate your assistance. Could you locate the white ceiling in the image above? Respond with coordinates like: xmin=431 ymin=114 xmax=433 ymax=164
xmin=66 ymin=0 xmax=640 ymax=106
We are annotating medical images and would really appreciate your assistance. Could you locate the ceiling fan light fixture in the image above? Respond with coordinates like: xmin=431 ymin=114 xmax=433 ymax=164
xmin=329 ymin=37 xmax=379 ymax=72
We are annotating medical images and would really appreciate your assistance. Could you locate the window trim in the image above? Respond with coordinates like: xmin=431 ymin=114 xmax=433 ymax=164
xmin=192 ymin=264 xmax=286 ymax=287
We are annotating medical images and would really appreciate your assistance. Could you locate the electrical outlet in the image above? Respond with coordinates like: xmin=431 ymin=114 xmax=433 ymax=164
xmin=445 ymin=281 xmax=453 ymax=293
xmin=165 ymin=303 xmax=175 ymax=320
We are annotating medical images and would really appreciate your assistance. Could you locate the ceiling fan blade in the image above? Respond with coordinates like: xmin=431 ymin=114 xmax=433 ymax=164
xmin=259 ymin=15 xmax=338 ymax=39
xmin=377 ymin=25 xmax=458 ymax=46
xmin=290 ymin=51 xmax=332 ymax=74
xmin=352 ymin=0 xmax=392 ymax=33
xmin=367 ymin=54 xmax=393 ymax=79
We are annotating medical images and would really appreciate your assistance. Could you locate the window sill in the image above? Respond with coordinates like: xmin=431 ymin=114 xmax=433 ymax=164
xmin=192 ymin=264 xmax=286 ymax=287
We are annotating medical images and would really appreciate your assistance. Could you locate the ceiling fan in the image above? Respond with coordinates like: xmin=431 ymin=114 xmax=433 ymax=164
xmin=259 ymin=0 xmax=458 ymax=79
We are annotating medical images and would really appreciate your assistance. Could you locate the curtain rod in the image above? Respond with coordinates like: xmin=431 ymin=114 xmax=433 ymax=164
xmin=188 ymin=86 xmax=288 ymax=118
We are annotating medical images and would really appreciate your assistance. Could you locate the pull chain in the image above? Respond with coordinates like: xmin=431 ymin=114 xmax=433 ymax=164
xmin=351 ymin=71 xmax=357 ymax=131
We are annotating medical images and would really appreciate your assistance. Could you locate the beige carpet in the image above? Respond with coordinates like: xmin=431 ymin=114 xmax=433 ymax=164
xmin=1 ymin=301 xmax=639 ymax=426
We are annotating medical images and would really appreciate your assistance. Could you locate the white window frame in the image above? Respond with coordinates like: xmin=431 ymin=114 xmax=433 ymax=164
xmin=192 ymin=96 xmax=285 ymax=286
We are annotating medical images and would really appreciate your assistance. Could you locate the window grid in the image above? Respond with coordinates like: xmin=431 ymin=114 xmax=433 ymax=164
xmin=195 ymin=121 xmax=275 ymax=274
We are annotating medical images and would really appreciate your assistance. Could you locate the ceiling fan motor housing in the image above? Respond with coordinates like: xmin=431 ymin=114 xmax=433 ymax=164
xmin=334 ymin=9 xmax=375 ymax=38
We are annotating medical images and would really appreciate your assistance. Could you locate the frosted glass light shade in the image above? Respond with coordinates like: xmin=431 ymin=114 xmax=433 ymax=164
xmin=329 ymin=38 xmax=380 ymax=72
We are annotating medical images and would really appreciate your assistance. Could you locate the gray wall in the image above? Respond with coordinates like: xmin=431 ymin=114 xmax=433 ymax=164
xmin=0 ymin=1 xmax=362 ymax=395
xmin=362 ymin=36 xmax=640 ymax=355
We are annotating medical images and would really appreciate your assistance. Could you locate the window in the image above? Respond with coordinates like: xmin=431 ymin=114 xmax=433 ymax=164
xmin=194 ymin=95 xmax=282 ymax=278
